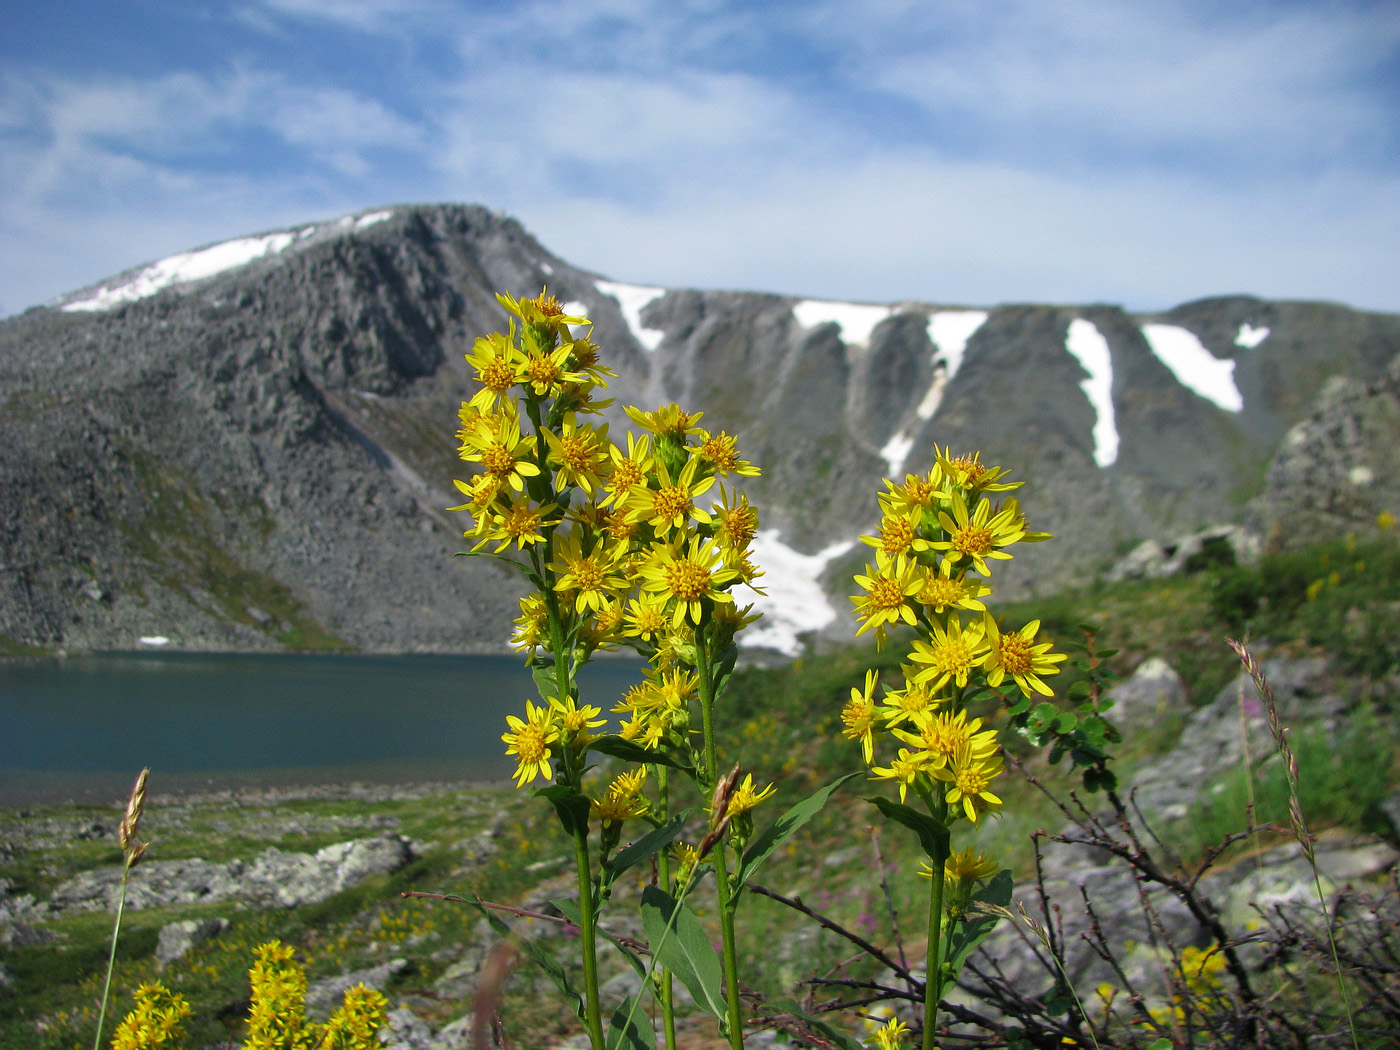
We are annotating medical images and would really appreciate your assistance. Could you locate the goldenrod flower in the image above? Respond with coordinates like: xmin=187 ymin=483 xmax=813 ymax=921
xmin=622 ymin=594 xmax=670 ymax=643
xmin=548 ymin=695 xmax=606 ymax=749
xmin=917 ymin=846 xmax=1000 ymax=885
xmin=861 ymin=508 xmax=928 ymax=559
xmin=621 ymin=455 xmax=715 ymax=537
xmin=456 ymin=408 xmax=541 ymax=492
xmin=723 ymin=773 xmax=776 ymax=817
xmin=842 ymin=670 xmax=880 ymax=762
xmin=592 ymin=768 xmax=650 ymax=826
xmin=511 ymin=593 xmax=550 ymax=654
xmin=915 ymin=557 xmax=991 ymax=614
xmin=879 ymin=470 xmax=946 ymax=516
xmin=637 ymin=536 xmax=738 ymax=627
xmin=878 ymin=677 xmax=944 ymax=729
xmin=694 ymin=428 xmax=760 ymax=477
xmin=502 ymin=700 xmax=558 ymax=787
xmin=497 ymin=288 xmax=589 ymax=332
xmin=871 ymin=1016 xmax=912 ymax=1049
xmin=601 ymin=431 xmax=654 ymax=508
xmin=908 ymin=615 xmax=990 ymax=690
xmin=893 ymin=708 xmax=996 ymax=770
xmin=550 ymin=531 xmax=630 ymax=615
xmin=471 ymin=492 xmax=557 ymax=554
xmin=932 ymin=492 xmax=1026 ymax=576
xmin=983 ymin=616 xmax=1067 ymax=698
xmin=711 ymin=485 xmax=760 ymax=552
xmin=543 ymin=416 xmax=611 ymax=496
xmin=464 ymin=331 xmax=524 ymax=412
xmin=852 ymin=553 xmax=923 ymax=642
xmin=624 ymin=402 xmax=704 ymax=443
xmin=109 ymin=982 xmax=191 ymax=1050
xmin=933 ymin=745 xmax=1005 ymax=823
xmin=868 ymin=748 xmax=926 ymax=803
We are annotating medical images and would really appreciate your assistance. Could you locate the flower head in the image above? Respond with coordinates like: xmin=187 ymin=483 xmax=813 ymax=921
xmin=502 ymin=700 xmax=558 ymax=787
xmin=983 ymin=617 xmax=1067 ymax=698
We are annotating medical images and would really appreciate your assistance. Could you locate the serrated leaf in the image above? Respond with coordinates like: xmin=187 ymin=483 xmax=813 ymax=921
xmin=640 ymin=886 xmax=727 ymax=1022
xmin=589 ymin=736 xmax=693 ymax=773
xmin=1054 ymin=710 xmax=1078 ymax=733
xmin=468 ymin=899 xmax=585 ymax=1023
xmin=944 ymin=872 xmax=1012 ymax=975
xmin=864 ymin=795 xmax=950 ymax=861
xmin=605 ymin=813 xmax=687 ymax=884
xmin=738 ymin=772 xmax=860 ymax=888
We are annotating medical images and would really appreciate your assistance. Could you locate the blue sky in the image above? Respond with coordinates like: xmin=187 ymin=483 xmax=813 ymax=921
xmin=2 ymin=0 xmax=1398 ymax=318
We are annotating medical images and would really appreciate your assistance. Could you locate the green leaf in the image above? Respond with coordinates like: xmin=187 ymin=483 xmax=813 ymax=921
xmin=529 ymin=655 xmax=564 ymax=701
xmin=640 ymin=886 xmax=727 ymax=1023
xmin=468 ymin=900 xmax=584 ymax=1023
xmin=737 ymin=772 xmax=860 ymax=888
xmin=589 ymin=736 xmax=694 ymax=773
xmin=535 ymin=784 xmax=591 ymax=837
xmin=604 ymin=813 xmax=687 ymax=884
xmin=863 ymin=795 xmax=950 ymax=861
xmin=606 ymin=992 xmax=656 ymax=1050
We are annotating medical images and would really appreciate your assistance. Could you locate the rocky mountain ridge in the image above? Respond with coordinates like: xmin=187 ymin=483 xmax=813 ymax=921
xmin=2 ymin=202 xmax=1397 ymax=656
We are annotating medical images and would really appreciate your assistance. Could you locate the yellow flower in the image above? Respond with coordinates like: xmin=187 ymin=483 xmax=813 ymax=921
xmin=860 ymin=508 xmax=927 ymax=559
xmin=548 ymin=695 xmax=606 ymax=749
xmin=868 ymin=748 xmax=926 ymax=803
xmin=109 ymin=982 xmax=191 ymax=1050
xmin=622 ymin=594 xmax=670 ymax=643
xmin=693 ymin=429 xmax=760 ymax=477
xmin=841 ymin=669 xmax=881 ymax=763
xmin=893 ymin=708 xmax=996 ymax=770
xmin=934 ymin=447 xmax=1021 ymax=495
xmin=914 ymin=556 xmax=991 ymax=615
xmin=918 ymin=846 xmax=1000 ymax=885
xmin=932 ymin=744 xmax=1005 ymax=823
xmin=511 ymin=593 xmax=550 ymax=654
xmin=878 ymin=470 xmax=946 ymax=516
xmin=463 ymin=331 xmax=523 ymax=412
xmin=711 ymin=485 xmax=760 ymax=552
xmin=470 ymin=492 xmax=557 ymax=554
xmin=871 ymin=1016 xmax=912 ymax=1049
xmin=543 ymin=416 xmax=611 ymax=496
xmin=851 ymin=553 xmax=923 ymax=643
xmin=724 ymin=773 xmax=777 ymax=817
xmin=908 ymin=614 xmax=990 ymax=691
xmin=983 ymin=616 xmax=1067 ymax=698
xmin=550 ymin=531 xmax=630 ymax=615
xmin=624 ymin=402 xmax=705 ymax=443
xmin=601 ymin=431 xmax=654 ymax=508
xmin=592 ymin=768 xmax=650 ymax=825
xmin=621 ymin=454 xmax=715 ymax=537
xmin=878 ymin=676 xmax=944 ymax=729
xmin=456 ymin=407 xmax=541 ymax=493
xmin=502 ymin=700 xmax=558 ymax=787
xmin=637 ymin=536 xmax=739 ymax=627
xmin=932 ymin=492 xmax=1026 ymax=576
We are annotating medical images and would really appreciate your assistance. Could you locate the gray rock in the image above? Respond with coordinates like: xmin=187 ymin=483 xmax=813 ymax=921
xmin=46 ymin=833 xmax=416 ymax=914
xmin=0 ymin=920 xmax=60 ymax=947
xmin=305 ymin=958 xmax=407 ymax=1019
xmin=155 ymin=917 xmax=228 ymax=964
xmin=1105 ymin=655 xmax=1187 ymax=724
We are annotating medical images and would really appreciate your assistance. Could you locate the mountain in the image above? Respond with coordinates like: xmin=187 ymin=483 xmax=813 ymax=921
xmin=2 ymin=203 xmax=1397 ymax=658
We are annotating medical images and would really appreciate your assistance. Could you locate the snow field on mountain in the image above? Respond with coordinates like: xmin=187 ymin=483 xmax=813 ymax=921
xmin=1142 ymin=323 xmax=1244 ymax=412
xmin=594 ymin=280 xmax=668 ymax=351
xmin=733 ymin=531 xmax=853 ymax=657
xmin=1065 ymin=319 xmax=1120 ymax=468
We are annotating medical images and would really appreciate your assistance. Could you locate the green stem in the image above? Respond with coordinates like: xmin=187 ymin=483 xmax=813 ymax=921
xmin=656 ymin=765 xmax=678 ymax=1050
xmin=923 ymin=853 xmax=946 ymax=1050
xmin=573 ymin=827 xmax=607 ymax=1050
xmin=93 ymin=861 xmax=132 ymax=1050
xmin=696 ymin=628 xmax=745 ymax=1050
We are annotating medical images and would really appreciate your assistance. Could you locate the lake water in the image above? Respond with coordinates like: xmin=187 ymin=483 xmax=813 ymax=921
xmin=0 ymin=652 xmax=644 ymax=806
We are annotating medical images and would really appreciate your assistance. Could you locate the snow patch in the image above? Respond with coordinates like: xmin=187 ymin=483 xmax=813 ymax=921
xmin=792 ymin=300 xmax=892 ymax=346
xmin=138 ymin=636 xmax=170 ymax=647
xmin=735 ymin=531 xmax=853 ymax=657
xmin=1141 ymin=324 xmax=1244 ymax=413
xmin=926 ymin=311 xmax=988 ymax=384
xmin=1065 ymin=319 xmax=1119 ymax=468
xmin=60 ymin=209 xmax=397 ymax=312
xmin=596 ymin=280 xmax=667 ymax=351
xmin=1235 ymin=323 xmax=1270 ymax=349
xmin=879 ymin=433 xmax=916 ymax=477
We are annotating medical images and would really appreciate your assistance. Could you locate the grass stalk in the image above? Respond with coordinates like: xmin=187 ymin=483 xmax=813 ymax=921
xmin=93 ymin=768 xmax=149 ymax=1050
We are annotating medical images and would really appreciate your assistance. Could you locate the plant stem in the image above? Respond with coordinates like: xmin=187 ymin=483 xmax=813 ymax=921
xmin=573 ymin=827 xmax=607 ymax=1050
xmin=93 ymin=861 xmax=132 ymax=1050
xmin=696 ymin=628 xmax=745 ymax=1050
xmin=923 ymin=854 xmax=946 ymax=1050
xmin=656 ymin=764 xmax=679 ymax=1050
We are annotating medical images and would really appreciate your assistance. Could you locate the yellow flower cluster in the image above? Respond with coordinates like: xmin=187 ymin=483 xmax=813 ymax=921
xmin=109 ymin=982 xmax=191 ymax=1049
xmin=452 ymin=291 xmax=766 ymax=805
xmin=107 ymin=941 xmax=387 ymax=1050
xmin=846 ymin=451 xmax=1065 ymax=826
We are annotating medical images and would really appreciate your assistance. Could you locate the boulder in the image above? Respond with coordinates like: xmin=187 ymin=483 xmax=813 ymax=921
xmin=155 ymin=917 xmax=229 ymax=964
